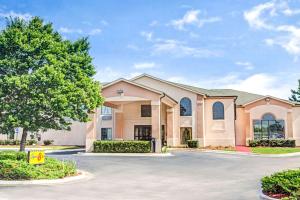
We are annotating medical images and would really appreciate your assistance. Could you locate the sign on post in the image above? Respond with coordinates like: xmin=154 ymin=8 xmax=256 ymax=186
xmin=28 ymin=150 xmax=45 ymax=165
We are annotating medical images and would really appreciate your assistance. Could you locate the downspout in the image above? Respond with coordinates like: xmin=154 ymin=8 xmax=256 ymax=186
xmin=233 ymin=98 xmax=237 ymax=146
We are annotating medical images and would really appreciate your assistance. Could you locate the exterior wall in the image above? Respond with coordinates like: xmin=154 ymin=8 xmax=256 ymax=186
xmin=122 ymin=101 xmax=152 ymax=140
xmin=41 ymin=122 xmax=87 ymax=146
xmin=245 ymin=99 xmax=293 ymax=141
xmin=96 ymin=107 xmax=114 ymax=140
xmin=204 ymin=98 xmax=236 ymax=146
xmin=235 ymin=107 xmax=247 ymax=146
xmin=133 ymin=76 xmax=204 ymax=146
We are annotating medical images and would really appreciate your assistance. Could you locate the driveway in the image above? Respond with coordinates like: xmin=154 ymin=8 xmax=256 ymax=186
xmin=1 ymin=151 xmax=300 ymax=200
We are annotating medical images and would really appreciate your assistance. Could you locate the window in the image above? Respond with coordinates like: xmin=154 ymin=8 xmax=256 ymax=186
xmin=180 ymin=97 xmax=192 ymax=116
xmin=253 ymin=113 xmax=285 ymax=140
xmin=262 ymin=113 xmax=275 ymax=120
xmin=101 ymin=128 xmax=112 ymax=140
xmin=141 ymin=105 xmax=151 ymax=117
xmin=101 ymin=106 xmax=112 ymax=120
xmin=101 ymin=106 xmax=112 ymax=115
xmin=134 ymin=125 xmax=152 ymax=140
xmin=213 ymin=102 xmax=224 ymax=120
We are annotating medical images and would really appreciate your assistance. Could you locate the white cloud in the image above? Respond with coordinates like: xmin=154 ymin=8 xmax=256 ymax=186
xmin=235 ymin=61 xmax=254 ymax=70
xmin=59 ymin=27 xmax=83 ymax=34
xmin=152 ymin=39 xmax=220 ymax=58
xmin=0 ymin=11 xmax=32 ymax=21
xmin=140 ymin=31 xmax=153 ymax=41
xmin=133 ymin=62 xmax=157 ymax=69
xmin=127 ymin=44 xmax=140 ymax=51
xmin=59 ymin=27 xmax=102 ymax=36
xmin=94 ymin=67 xmax=123 ymax=82
xmin=244 ymin=1 xmax=275 ymax=30
xmin=149 ymin=20 xmax=158 ymax=27
xmin=170 ymin=9 xmax=221 ymax=30
xmin=101 ymin=20 xmax=108 ymax=26
xmin=244 ymin=1 xmax=300 ymax=58
xmin=89 ymin=28 xmax=102 ymax=35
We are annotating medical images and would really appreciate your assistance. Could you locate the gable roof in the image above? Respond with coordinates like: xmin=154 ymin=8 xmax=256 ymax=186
xmin=103 ymin=74 xmax=295 ymax=106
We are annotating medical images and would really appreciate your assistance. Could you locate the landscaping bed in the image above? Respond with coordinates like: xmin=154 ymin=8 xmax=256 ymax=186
xmin=0 ymin=151 xmax=77 ymax=180
xmin=0 ymin=145 xmax=82 ymax=150
xmin=93 ymin=140 xmax=151 ymax=153
xmin=262 ymin=168 xmax=300 ymax=200
xmin=201 ymin=146 xmax=236 ymax=151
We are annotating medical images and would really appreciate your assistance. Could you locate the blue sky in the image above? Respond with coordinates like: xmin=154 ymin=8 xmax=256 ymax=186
xmin=0 ymin=0 xmax=299 ymax=99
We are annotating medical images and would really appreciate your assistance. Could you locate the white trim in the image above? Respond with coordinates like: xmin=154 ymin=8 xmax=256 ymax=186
xmin=243 ymin=95 xmax=295 ymax=106
xmin=103 ymin=78 xmax=163 ymax=95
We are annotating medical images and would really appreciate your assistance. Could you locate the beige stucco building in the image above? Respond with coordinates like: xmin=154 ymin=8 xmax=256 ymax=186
xmin=3 ymin=74 xmax=299 ymax=152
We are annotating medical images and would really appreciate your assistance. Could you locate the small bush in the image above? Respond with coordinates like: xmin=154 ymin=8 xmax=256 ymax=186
xmin=0 ymin=152 xmax=77 ymax=180
xmin=93 ymin=140 xmax=151 ymax=153
xmin=187 ymin=140 xmax=198 ymax=148
xmin=0 ymin=151 xmax=27 ymax=161
xmin=249 ymin=139 xmax=295 ymax=147
xmin=27 ymin=139 xmax=37 ymax=145
xmin=43 ymin=140 xmax=54 ymax=146
xmin=262 ymin=169 xmax=300 ymax=198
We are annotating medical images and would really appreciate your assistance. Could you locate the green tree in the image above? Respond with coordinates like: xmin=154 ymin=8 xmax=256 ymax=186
xmin=0 ymin=17 xmax=104 ymax=151
xmin=290 ymin=80 xmax=300 ymax=102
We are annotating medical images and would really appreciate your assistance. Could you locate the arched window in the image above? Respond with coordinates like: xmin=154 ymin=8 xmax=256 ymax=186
xmin=213 ymin=102 xmax=224 ymax=120
xmin=180 ymin=97 xmax=192 ymax=116
xmin=262 ymin=113 xmax=275 ymax=120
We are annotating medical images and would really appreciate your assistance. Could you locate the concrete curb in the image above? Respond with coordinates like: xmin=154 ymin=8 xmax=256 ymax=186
xmin=77 ymin=152 xmax=174 ymax=157
xmin=199 ymin=149 xmax=300 ymax=158
xmin=0 ymin=170 xmax=92 ymax=186
xmin=0 ymin=148 xmax=84 ymax=153
xmin=259 ymin=191 xmax=279 ymax=200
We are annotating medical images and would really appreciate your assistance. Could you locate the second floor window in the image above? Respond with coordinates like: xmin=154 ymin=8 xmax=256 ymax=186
xmin=141 ymin=105 xmax=151 ymax=117
xmin=213 ymin=102 xmax=224 ymax=120
xmin=101 ymin=106 xmax=112 ymax=120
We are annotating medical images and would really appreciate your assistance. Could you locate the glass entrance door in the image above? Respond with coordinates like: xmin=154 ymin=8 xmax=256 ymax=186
xmin=134 ymin=125 xmax=152 ymax=141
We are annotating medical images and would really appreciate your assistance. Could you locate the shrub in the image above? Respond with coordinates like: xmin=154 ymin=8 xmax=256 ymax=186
xmin=0 ymin=139 xmax=37 ymax=145
xmin=0 ymin=151 xmax=27 ymax=161
xmin=43 ymin=140 xmax=54 ymax=146
xmin=262 ymin=169 xmax=300 ymax=198
xmin=248 ymin=139 xmax=295 ymax=147
xmin=0 ymin=152 xmax=77 ymax=180
xmin=27 ymin=139 xmax=37 ymax=145
xmin=93 ymin=140 xmax=151 ymax=153
xmin=187 ymin=140 xmax=198 ymax=148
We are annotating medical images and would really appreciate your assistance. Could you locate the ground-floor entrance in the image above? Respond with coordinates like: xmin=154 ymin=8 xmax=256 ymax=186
xmin=134 ymin=125 xmax=152 ymax=141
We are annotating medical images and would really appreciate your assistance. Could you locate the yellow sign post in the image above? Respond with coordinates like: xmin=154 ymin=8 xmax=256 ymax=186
xmin=28 ymin=150 xmax=45 ymax=165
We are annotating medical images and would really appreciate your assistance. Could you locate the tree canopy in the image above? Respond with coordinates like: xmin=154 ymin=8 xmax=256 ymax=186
xmin=290 ymin=80 xmax=300 ymax=102
xmin=0 ymin=17 xmax=103 ymax=150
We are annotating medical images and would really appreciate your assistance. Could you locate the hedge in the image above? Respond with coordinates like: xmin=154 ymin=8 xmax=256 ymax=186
xmin=0 ymin=139 xmax=37 ymax=146
xmin=248 ymin=139 xmax=296 ymax=147
xmin=187 ymin=140 xmax=198 ymax=148
xmin=93 ymin=140 xmax=151 ymax=153
xmin=0 ymin=151 xmax=76 ymax=180
xmin=262 ymin=168 xmax=300 ymax=199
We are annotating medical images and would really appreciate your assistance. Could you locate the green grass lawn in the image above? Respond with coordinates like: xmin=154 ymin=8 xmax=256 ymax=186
xmin=0 ymin=145 xmax=83 ymax=150
xmin=251 ymin=147 xmax=300 ymax=154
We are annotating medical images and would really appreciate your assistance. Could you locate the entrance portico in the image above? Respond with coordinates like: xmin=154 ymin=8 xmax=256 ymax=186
xmin=85 ymin=79 xmax=177 ymax=152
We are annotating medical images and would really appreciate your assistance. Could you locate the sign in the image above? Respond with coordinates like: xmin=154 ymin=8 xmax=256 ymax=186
xmin=28 ymin=150 xmax=45 ymax=165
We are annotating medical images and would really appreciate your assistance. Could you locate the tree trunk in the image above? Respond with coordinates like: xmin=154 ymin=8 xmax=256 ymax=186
xmin=20 ymin=128 xmax=28 ymax=152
